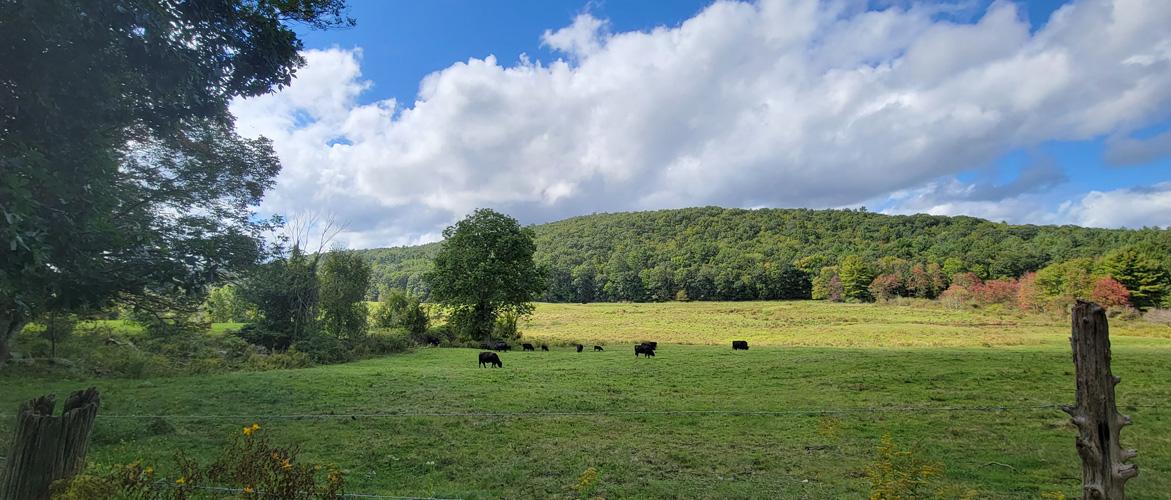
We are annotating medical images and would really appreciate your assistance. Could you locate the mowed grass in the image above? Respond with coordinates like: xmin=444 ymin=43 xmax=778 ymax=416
xmin=2 ymin=301 xmax=1171 ymax=499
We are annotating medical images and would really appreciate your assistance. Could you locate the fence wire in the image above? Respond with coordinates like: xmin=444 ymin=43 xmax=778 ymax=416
xmin=84 ymin=403 xmax=1160 ymax=420
xmin=154 ymin=482 xmax=462 ymax=500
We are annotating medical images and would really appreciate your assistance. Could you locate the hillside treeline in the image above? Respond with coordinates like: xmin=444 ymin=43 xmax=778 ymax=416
xmin=355 ymin=207 xmax=1171 ymax=307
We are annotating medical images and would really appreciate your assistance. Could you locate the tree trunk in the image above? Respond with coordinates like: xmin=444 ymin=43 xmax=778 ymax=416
xmin=0 ymin=313 xmax=29 ymax=368
xmin=1061 ymin=301 xmax=1137 ymax=500
xmin=0 ymin=388 xmax=101 ymax=500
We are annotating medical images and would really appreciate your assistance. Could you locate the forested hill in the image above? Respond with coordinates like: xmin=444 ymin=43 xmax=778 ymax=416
xmin=354 ymin=206 xmax=1171 ymax=304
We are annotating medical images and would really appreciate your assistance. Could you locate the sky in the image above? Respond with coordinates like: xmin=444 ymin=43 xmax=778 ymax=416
xmin=229 ymin=0 xmax=1171 ymax=249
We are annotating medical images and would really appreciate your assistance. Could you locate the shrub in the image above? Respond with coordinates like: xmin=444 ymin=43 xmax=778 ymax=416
xmin=362 ymin=329 xmax=413 ymax=355
xmin=50 ymin=426 xmax=345 ymax=499
xmin=294 ymin=335 xmax=355 ymax=365
xmin=492 ymin=310 xmax=522 ymax=341
xmin=939 ymin=285 xmax=970 ymax=310
xmin=1144 ymin=308 xmax=1171 ymax=326
xmin=865 ymin=430 xmax=942 ymax=500
xmin=1106 ymin=306 xmax=1141 ymax=321
xmin=243 ymin=348 xmax=314 ymax=371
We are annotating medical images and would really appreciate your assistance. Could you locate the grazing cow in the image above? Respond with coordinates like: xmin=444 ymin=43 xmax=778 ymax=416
xmin=641 ymin=341 xmax=657 ymax=350
xmin=594 ymin=345 xmax=604 ymax=351
xmin=478 ymin=351 xmax=503 ymax=368
xmin=635 ymin=344 xmax=655 ymax=358
xmin=522 ymin=343 xmax=535 ymax=351
xmin=575 ymin=344 xmax=584 ymax=352
xmin=424 ymin=336 xmax=440 ymax=347
xmin=494 ymin=342 xmax=512 ymax=351
xmin=732 ymin=340 xmax=749 ymax=350
xmin=541 ymin=345 xmax=549 ymax=351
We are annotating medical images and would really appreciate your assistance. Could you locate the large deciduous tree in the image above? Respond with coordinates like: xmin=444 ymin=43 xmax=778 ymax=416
xmin=424 ymin=209 xmax=545 ymax=343
xmin=319 ymin=250 xmax=372 ymax=339
xmin=0 ymin=0 xmax=353 ymax=364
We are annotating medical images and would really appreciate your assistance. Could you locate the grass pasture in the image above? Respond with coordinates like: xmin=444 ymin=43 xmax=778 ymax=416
xmin=2 ymin=301 xmax=1171 ymax=499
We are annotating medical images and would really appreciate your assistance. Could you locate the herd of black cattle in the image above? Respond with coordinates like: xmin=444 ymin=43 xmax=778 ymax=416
xmin=475 ymin=339 xmax=749 ymax=368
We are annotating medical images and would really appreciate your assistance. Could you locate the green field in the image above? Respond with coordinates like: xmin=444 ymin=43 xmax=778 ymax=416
xmin=3 ymin=301 xmax=1171 ymax=499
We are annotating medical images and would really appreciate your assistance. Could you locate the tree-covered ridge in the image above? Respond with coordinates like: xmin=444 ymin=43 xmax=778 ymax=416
xmin=355 ymin=207 xmax=1171 ymax=305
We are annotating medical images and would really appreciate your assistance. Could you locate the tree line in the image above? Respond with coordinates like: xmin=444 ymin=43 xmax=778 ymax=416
xmin=355 ymin=206 xmax=1171 ymax=309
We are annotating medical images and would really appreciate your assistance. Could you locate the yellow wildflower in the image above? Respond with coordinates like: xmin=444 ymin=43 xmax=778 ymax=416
xmin=281 ymin=459 xmax=292 ymax=469
xmin=243 ymin=426 xmax=253 ymax=435
xmin=176 ymin=477 xmax=185 ymax=484
xmin=244 ymin=487 xmax=254 ymax=493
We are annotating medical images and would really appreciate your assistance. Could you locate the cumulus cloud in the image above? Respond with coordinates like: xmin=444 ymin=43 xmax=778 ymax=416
xmin=1063 ymin=182 xmax=1171 ymax=229
xmin=231 ymin=0 xmax=1171 ymax=247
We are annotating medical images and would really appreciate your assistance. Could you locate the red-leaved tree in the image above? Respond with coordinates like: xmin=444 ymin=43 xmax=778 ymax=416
xmin=868 ymin=274 xmax=902 ymax=301
xmin=1091 ymin=276 xmax=1132 ymax=308
xmin=971 ymin=279 xmax=1019 ymax=306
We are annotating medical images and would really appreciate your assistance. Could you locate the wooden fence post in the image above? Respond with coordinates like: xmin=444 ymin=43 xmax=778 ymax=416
xmin=0 ymin=388 xmax=100 ymax=500
xmin=1060 ymin=301 xmax=1137 ymax=499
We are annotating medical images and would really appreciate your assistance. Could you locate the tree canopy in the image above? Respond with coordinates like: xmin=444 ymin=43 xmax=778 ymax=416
xmin=0 ymin=0 xmax=353 ymax=364
xmin=423 ymin=209 xmax=545 ymax=343
xmin=356 ymin=206 xmax=1171 ymax=307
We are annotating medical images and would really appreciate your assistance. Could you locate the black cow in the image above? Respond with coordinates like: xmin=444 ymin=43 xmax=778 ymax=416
xmin=541 ymin=345 xmax=549 ymax=351
xmin=494 ymin=342 xmax=512 ymax=351
xmin=522 ymin=343 xmax=535 ymax=351
xmin=424 ymin=336 xmax=440 ymax=347
xmin=732 ymin=340 xmax=749 ymax=350
xmin=594 ymin=345 xmax=604 ymax=351
xmin=478 ymin=351 xmax=503 ymax=368
xmin=635 ymin=344 xmax=655 ymax=358
xmin=575 ymin=344 xmax=584 ymax=352
xmin=641 ymin=341 xmax=657 ymax=349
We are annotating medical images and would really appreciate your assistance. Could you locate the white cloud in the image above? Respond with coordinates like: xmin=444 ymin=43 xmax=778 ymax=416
xmin=231 ymin=0 xmax=1171 ymax=247
xmin=1063 ymin=182 xmax=1171 ymax=229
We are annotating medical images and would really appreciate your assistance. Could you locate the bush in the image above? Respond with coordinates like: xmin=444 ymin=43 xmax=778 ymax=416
xmin=294 ymin=335 xmax=355 ymax=365
xmin=492 ymin=310 xmax=522 ymax=341
xmin=243 ymin=348 xmax=314 ymax=371
xmin=1106 ymin=305 xmax=1141 ymax=321
xmin=866 ymin=430 xmax=942 ymax=500
xmin=362 ymin=329 xmax=413 ymax=355
xmin=50 ymin=426 xmax=345 ymax=500
xmin=1144 ymin=308 xmax=1171 ymax=326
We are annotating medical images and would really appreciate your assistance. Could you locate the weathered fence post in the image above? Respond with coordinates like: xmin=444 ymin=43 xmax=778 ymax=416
xmin=0 ymin=387 xmax=100 ymax=500
xmin=1060 ymin=301 xmax=1137 ymax=499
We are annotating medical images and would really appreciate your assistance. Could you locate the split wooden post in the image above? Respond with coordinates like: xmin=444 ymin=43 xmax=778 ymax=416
xmin=1060 ymin=301 xmax=1137 ymax=499
xmin=0 ymin=388 xmax=100 ymax=500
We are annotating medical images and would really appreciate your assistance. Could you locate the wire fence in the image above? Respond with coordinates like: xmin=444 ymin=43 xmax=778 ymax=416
xmin=1 ymin=403 xmax=1162 ymax=499
xmin=81 ymin=402 xmax=1160 ymax=420
xmin=154 ymin=481 xmax=462 ymax=500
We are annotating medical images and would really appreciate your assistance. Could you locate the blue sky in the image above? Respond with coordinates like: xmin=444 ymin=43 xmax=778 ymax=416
xmin=231 ymin=0 xmax=1171 ymax=248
